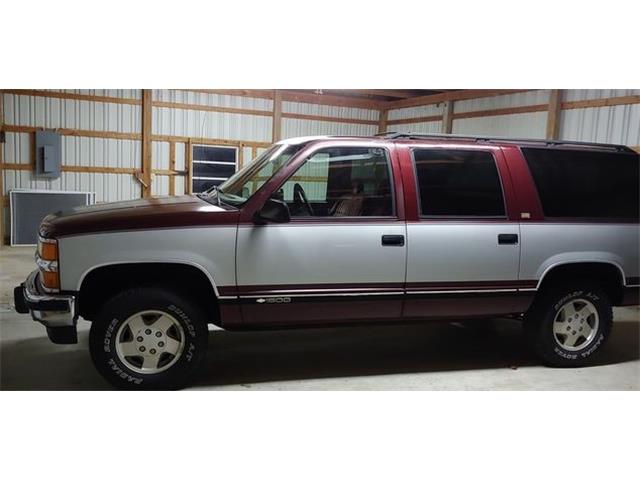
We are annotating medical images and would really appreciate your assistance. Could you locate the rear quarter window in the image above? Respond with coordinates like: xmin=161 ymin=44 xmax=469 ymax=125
xmin=522 ymin=147 xmax=640 ymax=220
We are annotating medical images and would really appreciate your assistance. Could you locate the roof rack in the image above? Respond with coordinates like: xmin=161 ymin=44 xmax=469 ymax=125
xmin=374 ymin=132 xmax=635 ymax=153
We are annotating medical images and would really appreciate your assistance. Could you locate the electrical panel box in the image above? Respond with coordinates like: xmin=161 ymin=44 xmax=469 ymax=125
xmin=35 ymin=131 xmax=61 ymax=179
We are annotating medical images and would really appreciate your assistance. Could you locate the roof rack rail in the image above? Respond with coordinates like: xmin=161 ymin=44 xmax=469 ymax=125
xmin=374 ymin=132 xmax=634 ymax=153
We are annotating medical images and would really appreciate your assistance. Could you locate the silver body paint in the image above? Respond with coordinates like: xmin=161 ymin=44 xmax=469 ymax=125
xmin=406 ymin=222 xmax=520 ymax=284
xmin=58 ymin=226 xmax=238 ymax=295
xmin=519 ymin=223 xmax=639 ymax=285
xmin=236 ymin=223 xmax=407 ymax=287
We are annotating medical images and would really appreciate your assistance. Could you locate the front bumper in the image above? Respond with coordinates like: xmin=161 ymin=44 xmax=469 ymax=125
xmin=14 ymin=270 xmax=78 ymax=344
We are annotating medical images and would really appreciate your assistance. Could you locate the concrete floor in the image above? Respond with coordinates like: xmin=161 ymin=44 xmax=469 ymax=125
xmin=1 ymin=246 xmax=639 ymax=390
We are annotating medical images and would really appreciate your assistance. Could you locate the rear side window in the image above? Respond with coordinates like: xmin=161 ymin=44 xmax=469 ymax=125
xmin=522 ymin=148 xmax=640 ymax=219
xmin=412 ymin=149 xmax=505 ymax=216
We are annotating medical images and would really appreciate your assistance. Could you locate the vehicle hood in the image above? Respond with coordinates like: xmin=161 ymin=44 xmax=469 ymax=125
xmin=40 ymin=195 xmax=239 ymax=238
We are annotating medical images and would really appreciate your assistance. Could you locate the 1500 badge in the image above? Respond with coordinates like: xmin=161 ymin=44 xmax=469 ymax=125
xmin=256 ymin=297 xmax=292 ymax=304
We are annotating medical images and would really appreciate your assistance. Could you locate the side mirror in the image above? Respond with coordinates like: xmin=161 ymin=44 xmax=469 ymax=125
xmin=253 ymin=198 xmax=291 ymax=224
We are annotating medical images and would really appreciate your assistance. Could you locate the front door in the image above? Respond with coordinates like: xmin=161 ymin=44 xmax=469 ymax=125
xmin=236 ymin=144 xmax=407 ymax=326
xmin=402 ymin=146 xmax=525 ymax=319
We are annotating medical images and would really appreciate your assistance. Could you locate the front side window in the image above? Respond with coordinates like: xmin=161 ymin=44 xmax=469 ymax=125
xmin=275 ymin=147 xmax=394 ymax=217
xmin=207 ymin=143 xmax=305 ymax=206
xmin=413 ymin=149 xmax=505 ymax=217
xmin=522 ymin=147 xmax=639 ymax=219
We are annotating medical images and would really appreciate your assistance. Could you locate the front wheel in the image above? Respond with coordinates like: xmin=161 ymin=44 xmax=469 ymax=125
xmin=524 ymin=283 xmax=612 ymax=367
xmin=89 ymin=287 xmax=208 ymax=390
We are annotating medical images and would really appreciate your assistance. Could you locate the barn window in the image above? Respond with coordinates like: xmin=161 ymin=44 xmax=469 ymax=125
xmin=191 ymin=145 xmax=238 ymax=193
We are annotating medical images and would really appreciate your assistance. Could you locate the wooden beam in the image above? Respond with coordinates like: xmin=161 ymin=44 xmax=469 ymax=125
xmin=561 ymin=95 xmax=640 ymax=110
xmin=442 ymin=100 xmax=454 ymax=134
xmin=151 ymin=133 xmax=270 ymax=148
xmin=272 ymin=90 xmax=282 ymax=143
xmin=3 ymin=124 xmax=141 ymax=141
xmin=346 ymin=89 xmax=418 ymax=99
xmin=180 ymin=89 xmax=382 ymax=110
xmin=252 ymin=145 xmax=258 ymax=162
xmin=452 ymin=104 xmax=548 ymax=120
xmin=152 ymin=100 xmax=272 ymax=117
xmin=386 ymin=115 xmax=443 ymax=126
xmin=281 ymin=112 xmax=378 ymax=126
xmin=186 ymin=140 xmax=193 ymax=194
xmin=2 ymin=89 xmax=142 ymax=105
xmin=141 ymin=90 xmax=152 ymax=198
xmin=378 ymin=109 xmax=388 ymax=134
xmin=0 ymin=163 xmax=139 ymax=174
xmin=387 ymin=89 xmax=534 ymax=110
xmin=179 ymin=89 xmax=274 ymax=100
xmin=546 ymin=90 xmax=563 ymax=140
xmin=168 ymin=141 xmax=176 ymax=195
xmin=280 ymin=90 xmax=382 ymax=110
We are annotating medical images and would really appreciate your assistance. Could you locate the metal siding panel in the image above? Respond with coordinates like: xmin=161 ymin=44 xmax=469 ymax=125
xmin=387 ymin=121 xmax=442 ymax=134
xmin=559 ymin=104 xmax=640 ymax=146
xmin=282 ymin=118 xmax=377 ymax=138
xmin=175 ymin=142 xmax=186 ymax=171
xmin=388 ymin=104 xmax=442 ymax=121
xmin=152 ymin=106 xmax=272 ymax=142
xmin=453 ymin=112 xmax=547 ymax=139
xmin=152 ymin=176 xmax=169 ymax=197
xmin=454 ymin=91 xmax=551 ymax=114
xmin=282 ymin=101 xmax=379 ymax=121
xmin=152 ymin=141 xmax=169 ymax=170
xmin=154 ymin=90 xmax=273 ymax=111
xmin=3 ymin=93 xmax=141 ymax=133
xmin=563 ymin=89 xmax=640 ymax=102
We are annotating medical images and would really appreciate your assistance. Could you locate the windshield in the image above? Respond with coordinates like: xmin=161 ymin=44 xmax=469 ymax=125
xmin=202 ymin=143 xmax=305 ymax=207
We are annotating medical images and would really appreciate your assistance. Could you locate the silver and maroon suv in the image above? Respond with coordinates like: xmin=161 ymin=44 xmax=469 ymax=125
xmin=14 ymin=133 xmax=640 ymax=389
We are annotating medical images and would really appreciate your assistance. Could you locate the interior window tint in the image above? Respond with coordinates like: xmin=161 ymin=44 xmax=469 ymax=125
xmin=413 ymin=149 xmax=505 ymax=216
xmin=276 ymin=147 xmax=394 ymax=217
xmin=522 ymin=148 xmax=639 ymax=219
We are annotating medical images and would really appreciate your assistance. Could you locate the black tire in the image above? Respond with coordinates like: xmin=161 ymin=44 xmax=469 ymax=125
xmin=89 ymin=287 xmax=208 ymax=390
xmin=524 ymin=283 xmax=612 ymax=367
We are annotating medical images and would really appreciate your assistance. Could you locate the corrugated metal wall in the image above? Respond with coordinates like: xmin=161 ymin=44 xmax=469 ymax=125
xmin=385 ymin=90 xmax=640 ymax=148
xmin=2 ymin=91 xmax=142 ymax=202
xmin=282 ymin=101 xmax=378 ymax=138
xmin=453 ymin=90 xmax=549 ymax=138
xmin=2 ymin=89 xmax=639 ymax=238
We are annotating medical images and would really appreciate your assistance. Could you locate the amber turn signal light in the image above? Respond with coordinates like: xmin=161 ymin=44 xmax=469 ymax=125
xmin=41 ymin=270 xmax=60 ymax=290
xmin=38 ymin=239 xmax=58 ymax=261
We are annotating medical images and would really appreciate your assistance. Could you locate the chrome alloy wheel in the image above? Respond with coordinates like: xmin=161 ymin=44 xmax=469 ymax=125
xmin=115 ymin=310 xmax=185 ymax=374
xmin=553 ymin=299 xmax=599 ymax=351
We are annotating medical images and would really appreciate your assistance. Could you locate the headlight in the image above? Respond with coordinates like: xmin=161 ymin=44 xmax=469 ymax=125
xmin=36 ymin=237 xmax=60 ymax=291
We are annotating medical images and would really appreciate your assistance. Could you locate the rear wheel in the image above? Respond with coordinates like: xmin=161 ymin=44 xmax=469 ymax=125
xmin=89 ymin=287 xmax=208 ymax=389
xmin=524 ymin=283 xmax=612 ymax=367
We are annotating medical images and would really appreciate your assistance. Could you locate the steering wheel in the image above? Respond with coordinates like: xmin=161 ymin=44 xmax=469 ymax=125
xmin=293 ymin=183 xmax=315 ymax=216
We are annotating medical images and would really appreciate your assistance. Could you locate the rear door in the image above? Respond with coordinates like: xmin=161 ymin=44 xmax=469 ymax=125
xmin=400 ymin=144 xmax=527 ymax=319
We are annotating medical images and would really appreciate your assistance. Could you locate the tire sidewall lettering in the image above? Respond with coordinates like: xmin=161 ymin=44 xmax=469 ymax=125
xmin=551 ymin=290 xmax=604 ymax=360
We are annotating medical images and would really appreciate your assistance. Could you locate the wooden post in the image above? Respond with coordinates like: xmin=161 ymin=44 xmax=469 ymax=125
xmin=442 ymin=100 xmax=454 ymax=134
xmin=546 ymin=89 xmax=563 ymax=140
xmin=186 ymin=140 xmax=193 ymax=194
xmin=168 ymin=141 xmax=176 ymax=196
xmin=238 ymin=143 xmax=244 ymax=169
xmin=378 ymin=109 xmax=388 ymax=134
xmin=272 ymin=90 xmax=282 ymax=143
xmin=252 ymin=145 xmax=257 ymax=162
xmin=141 ymin=89 xmax=152 ymax=197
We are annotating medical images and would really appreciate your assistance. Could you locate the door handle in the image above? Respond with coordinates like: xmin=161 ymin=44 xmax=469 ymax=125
xmin=382 ymin=235 xmax=405 ymax=246
xmin=498 ymin=233 xmax=518 ymax=245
